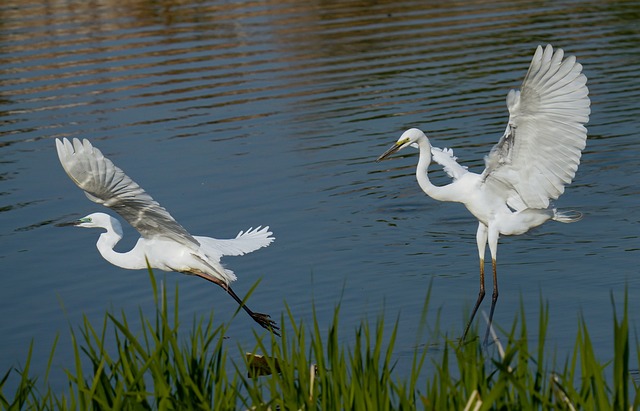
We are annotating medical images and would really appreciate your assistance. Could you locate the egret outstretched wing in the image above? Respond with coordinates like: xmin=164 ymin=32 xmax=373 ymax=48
xmin=431 ymin=147 xmax=468 ymax=180
xmin=56 ymin=138 xmax=199 ymax=248
xmin=198 ymin=226 xmax=275 ymax=260
xmin=482 ymin=45 xmax=590 ymax=210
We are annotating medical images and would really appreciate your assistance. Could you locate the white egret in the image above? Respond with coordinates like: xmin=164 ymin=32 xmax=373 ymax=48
xmin=377 ymin=45 xmax=589 ymax=343
xmin=56 ymin=138 xmax=278 ymax=335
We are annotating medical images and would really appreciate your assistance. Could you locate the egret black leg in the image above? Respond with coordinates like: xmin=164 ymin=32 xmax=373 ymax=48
xmin=225 ymin=285 xmax=280 ymax=336
xmin=483 ymin=259 xmax=499 ymax=345
xmin=461 ymin=258 xmax=486 ymax=342
xmin=192 ymin=272 xmax=280 ymax=336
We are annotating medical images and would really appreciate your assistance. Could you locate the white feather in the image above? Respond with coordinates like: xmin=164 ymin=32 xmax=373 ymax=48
xmin=482 ymin=44 xmax=590 ymax=209
xmin=431 ymin=147 xmax=468 ymax=180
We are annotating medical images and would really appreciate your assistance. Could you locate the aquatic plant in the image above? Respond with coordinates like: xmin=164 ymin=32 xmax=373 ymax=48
xmin=1 ymin=270 xmax=638 ymax=410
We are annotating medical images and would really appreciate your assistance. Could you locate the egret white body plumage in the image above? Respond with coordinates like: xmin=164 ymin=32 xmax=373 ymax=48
xmin=56 ymin=137 xmax=278 ymax=334
xmin=377 ymin=45 xmax=590 ymax=343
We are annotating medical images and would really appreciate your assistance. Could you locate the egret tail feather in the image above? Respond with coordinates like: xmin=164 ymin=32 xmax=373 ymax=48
xmin=553 ymin=209 xmax=583 ymax=223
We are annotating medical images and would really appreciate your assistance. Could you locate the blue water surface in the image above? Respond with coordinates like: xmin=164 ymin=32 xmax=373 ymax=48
xmin=1 ymin=0 xmax=638 ymax=393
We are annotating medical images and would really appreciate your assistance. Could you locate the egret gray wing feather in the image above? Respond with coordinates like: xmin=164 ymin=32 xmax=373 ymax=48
xmin=56 ymin=138 xmax=200 ymax=248
xmin=481 ymin=44 xmax=590 ymax=210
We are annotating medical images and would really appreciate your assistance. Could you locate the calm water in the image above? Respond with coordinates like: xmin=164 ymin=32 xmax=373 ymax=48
xmin=1 ymin=0 xmax=639 ymax=391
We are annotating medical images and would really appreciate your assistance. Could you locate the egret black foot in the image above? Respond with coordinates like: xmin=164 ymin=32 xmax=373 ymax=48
xmin=252 ymin=312 xmax=280 ymax=336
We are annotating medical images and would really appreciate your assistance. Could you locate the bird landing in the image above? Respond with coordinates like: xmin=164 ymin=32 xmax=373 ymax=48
xmin=377 ymin=44 xmax=589 ymax=344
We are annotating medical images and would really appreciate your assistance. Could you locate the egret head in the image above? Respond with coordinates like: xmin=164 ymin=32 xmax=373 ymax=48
xmin=376 ymin=128 xmax=427 ymax=162
xmin=56 ymin=212 xmax=119 ymax=232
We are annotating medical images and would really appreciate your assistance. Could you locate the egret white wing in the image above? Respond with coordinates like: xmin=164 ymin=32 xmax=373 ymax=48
xmin=431 ymin=147 xmax=468 ymax=180
xmin=482 ymin=44 xmax=590 ymax=209
xmin=197 ymin=226 xmax=274 ymax=260
xmin=56 ymin=138 xmax=199 ymax=248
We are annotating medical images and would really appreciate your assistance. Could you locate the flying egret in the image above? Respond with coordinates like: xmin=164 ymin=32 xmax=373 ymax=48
xmin=377 ymin=45 xmax=589 ymax=343
xmin=55 ymin=137 xmax=279 ymax=335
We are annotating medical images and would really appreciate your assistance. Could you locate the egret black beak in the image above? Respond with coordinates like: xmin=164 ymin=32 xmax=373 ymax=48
xmin=55 ymin=220 xmax=80 ymax=227
xmin=376 ymin=142 xmax=403 ymax=162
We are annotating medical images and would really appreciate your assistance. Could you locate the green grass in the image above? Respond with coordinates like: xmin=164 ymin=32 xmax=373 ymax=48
xmin=1 ymin=270 xmax=638 ymax=410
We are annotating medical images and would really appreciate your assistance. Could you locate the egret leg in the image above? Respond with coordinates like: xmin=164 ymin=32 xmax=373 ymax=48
xmin=192 ymin=272 xmax=280 ymax=335
xmin=483 ymin=259 xmax=499 ymax=345
xmin=224 ymin=285 xmax=280 ymax=336
xmin=483 ymin=228 xmax=500 ymax=345
xmin=461 ymin=259 xmax=485 ymax=342
xmin=462 ymin=223 xmax=488 ymax=342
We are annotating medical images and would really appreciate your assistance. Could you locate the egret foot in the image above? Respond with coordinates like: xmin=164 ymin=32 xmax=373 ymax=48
xmin=250 ymin=312 xmax=280 ymax=336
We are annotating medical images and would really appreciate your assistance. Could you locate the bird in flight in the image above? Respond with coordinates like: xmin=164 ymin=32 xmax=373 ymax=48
xmin=56 ymin=137 xmax=279 ymax=335
xmin=377 ymin=45 xmax=589 ymax=343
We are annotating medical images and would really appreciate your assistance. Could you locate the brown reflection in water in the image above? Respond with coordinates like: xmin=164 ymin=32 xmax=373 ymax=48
xmin=0 ymin=0 xmax=633 ymax=127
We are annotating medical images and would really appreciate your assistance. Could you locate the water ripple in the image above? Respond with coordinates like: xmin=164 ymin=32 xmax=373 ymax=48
xmin=1 ymin=0 xmax=639 ymax=391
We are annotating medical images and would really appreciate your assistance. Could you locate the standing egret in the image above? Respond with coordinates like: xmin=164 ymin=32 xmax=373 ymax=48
xmin=377 ymin=45 xmax=589 ymax=343
xmin=56 ymin=138 xmax=279 ymax=334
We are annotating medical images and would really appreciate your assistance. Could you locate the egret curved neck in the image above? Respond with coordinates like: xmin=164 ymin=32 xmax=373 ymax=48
xmin=415 ymin=138 xmax=462 ymax=203
xmin=95 ymin=224 xmax=146 ymax=270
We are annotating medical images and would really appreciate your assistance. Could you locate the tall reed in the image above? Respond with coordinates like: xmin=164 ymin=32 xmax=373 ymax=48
xmin=1 ymin=271 xmax=637 ymax=410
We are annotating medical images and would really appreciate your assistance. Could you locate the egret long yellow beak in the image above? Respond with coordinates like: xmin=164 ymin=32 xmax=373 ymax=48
xmin=376 ymin=139 xmax=407 ymax=162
